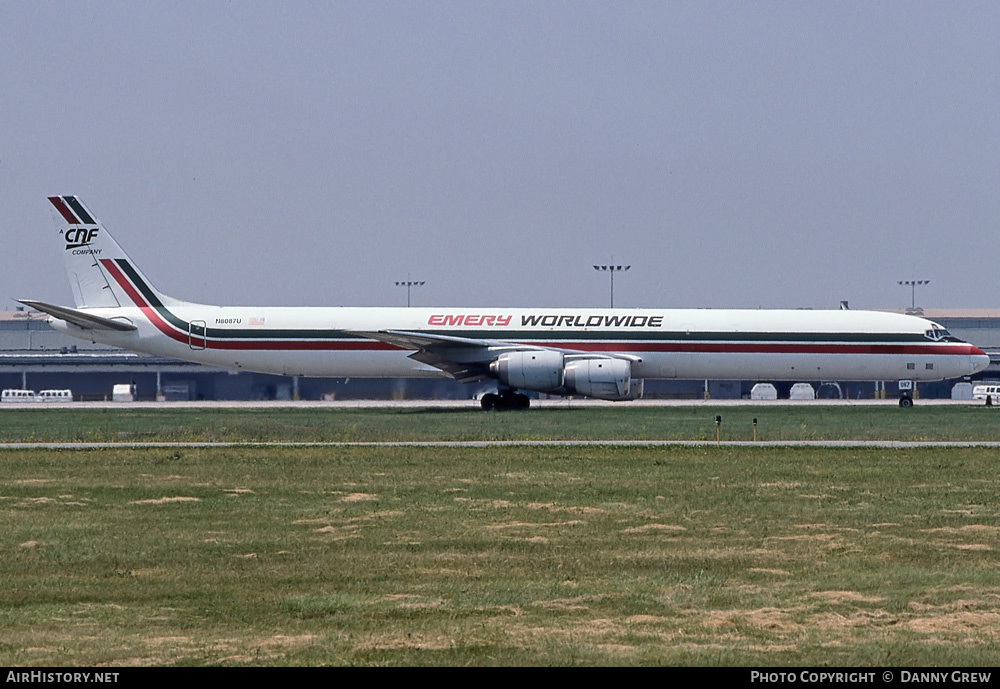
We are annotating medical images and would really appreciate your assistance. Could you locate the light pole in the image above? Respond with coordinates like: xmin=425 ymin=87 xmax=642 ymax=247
xmin=897 ymin=279 xmax=929 ymax=311
xmin=593 ymin=262 xmax=630 ymax=308
xmin=395 ymin=280 xmax=425 ymax=307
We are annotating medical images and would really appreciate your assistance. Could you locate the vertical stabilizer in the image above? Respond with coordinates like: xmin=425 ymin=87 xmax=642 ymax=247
xmin=48 ymin=196 xmax=180 ymax=309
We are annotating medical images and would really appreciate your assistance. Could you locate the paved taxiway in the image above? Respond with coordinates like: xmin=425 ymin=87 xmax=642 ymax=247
xmin=5 ymin=439 xmax=1000 ymax=449
xmin=0 ymin=398 xmax=990 ymax=409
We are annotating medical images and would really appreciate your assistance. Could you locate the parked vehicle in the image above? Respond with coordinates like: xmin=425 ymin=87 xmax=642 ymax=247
xmin=750 ymin=383 xmax=778 ymax=400
xmin=2 ymin=389 xmax=38 ymax=402
xmin=816 ymin=382 xmax=843 ymax=399
xmin=37 ymin=389 xmax=73 ymax=402
xmin=112 ymin=383 xmax=137 ymax=402
xmin=972 ymin=383 xmax=1000 ymax=402
xmin=789 ymin=383 xmax=816 ymax=400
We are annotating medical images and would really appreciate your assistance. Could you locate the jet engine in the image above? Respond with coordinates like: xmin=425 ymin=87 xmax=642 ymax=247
xmin=564 ymin=358 xmax=643 ymax=400
xmin=491 ymin=351 xmax=565 ymax=391
xmin=490 ymin=351 xmax=643 ymax=401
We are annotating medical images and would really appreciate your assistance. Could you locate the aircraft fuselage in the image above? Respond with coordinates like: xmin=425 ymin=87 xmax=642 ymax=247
xmin=49 ymin=304 xmax=987 ymax=382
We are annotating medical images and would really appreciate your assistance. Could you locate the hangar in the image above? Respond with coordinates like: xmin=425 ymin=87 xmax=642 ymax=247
xmin=2 ymin=307 xmax=997 ymax=401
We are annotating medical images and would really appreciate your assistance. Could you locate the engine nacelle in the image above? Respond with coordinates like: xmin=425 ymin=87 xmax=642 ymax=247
xmin=491 ymin=351 xmax=565 ymax=391
xmin=564 ymin=358 xmax=643 ymax=401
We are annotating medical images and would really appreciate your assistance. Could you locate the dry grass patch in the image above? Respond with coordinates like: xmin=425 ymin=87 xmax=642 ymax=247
xmin=485 ymin=520 xmax=586 ymax=530
xmin=129 ymin=496 xmax=200 ymax=505
xmin=339 ymin=492 xmax=378 ymax=503
xmin=810 ymin=591 xmax=886 ymax=604
xmin=904 ymin=612 xmax=1000 ymax=635
xmin=621 ymin=524 xmax=686 ymax=534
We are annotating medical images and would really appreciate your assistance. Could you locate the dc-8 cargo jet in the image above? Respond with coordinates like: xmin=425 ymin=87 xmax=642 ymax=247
xmin=21 ymin=196 xmax=989 ymax=409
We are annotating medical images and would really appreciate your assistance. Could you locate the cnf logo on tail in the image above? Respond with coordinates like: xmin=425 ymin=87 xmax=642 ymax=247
xmin=64 ymin=227 xmax=99 ymax=250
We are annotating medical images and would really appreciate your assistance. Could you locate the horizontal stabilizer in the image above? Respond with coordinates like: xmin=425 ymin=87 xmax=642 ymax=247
xmin=18 ymin=300 xmax=137 ymax=332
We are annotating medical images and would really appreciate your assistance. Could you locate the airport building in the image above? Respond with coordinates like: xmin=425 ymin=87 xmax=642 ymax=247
xmin=2 ymin=307 xmax=998 ymax=401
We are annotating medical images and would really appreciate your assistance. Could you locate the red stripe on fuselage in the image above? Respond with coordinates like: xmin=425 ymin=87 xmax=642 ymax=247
xmin=518 ymin=341 xmax=984 ymax=356
xmin=99 ymin=258 xmax=400 ymax=351
xmin=199 ymin=340 xmax=399 ymax=351
xmin=100 ymin=259 xmax=192 ymax=344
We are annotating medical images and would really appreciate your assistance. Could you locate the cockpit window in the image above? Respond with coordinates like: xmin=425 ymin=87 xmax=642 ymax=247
xmin=924 ymin=328 xmax=951 ymax=341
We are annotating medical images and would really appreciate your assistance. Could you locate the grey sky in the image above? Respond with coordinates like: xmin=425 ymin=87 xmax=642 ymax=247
xmin=3 ymin=1 xmax=999 ymax=311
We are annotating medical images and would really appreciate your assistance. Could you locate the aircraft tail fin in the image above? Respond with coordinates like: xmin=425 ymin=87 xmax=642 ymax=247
xmin=48 ymin=196 xmax=184 ymax=309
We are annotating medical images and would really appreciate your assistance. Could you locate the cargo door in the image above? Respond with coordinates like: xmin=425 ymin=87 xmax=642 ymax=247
xmin=189 ymin=320 xmax=207 ymax=350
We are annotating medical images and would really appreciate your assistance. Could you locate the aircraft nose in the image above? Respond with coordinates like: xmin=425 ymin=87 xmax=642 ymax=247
xmin=971 ymin=346 xmax=991 ymax=374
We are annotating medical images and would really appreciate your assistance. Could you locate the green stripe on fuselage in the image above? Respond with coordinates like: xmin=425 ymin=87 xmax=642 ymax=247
xmin=116 ymin=259 xmax=364 ymax=341
xmin=420 ymin=329 xmax=932 ymax=344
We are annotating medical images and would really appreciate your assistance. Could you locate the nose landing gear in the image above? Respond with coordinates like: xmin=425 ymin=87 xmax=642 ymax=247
xmin=898 ymin=379 xmax=914 ymax=408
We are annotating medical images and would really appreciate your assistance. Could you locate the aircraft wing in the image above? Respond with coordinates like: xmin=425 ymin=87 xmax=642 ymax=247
xmin=351 ymin=329 xmax=553 ymax=382
xmin=17 ymin=300 xmax=137 ymax=332
xmin=351 ymin=329 xmax=499 ymax=351
xmin=351 ymin=329 xmax=640 ymax=382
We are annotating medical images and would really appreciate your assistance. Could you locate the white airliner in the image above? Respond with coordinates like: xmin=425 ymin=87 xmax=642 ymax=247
xmin=21 ymin=196 xmax=989 ymax=409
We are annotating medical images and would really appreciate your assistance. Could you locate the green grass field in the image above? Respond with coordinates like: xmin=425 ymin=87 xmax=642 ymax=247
xmin=2 ymin=403 xmax=1000 ymax=443
xmin=1 ymin=407 xmax=999 ymax=665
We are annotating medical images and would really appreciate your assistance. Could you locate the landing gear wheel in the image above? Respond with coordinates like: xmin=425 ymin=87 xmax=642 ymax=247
xmin=899 ymin=396 xmax=913 ymax=408
xmin=481 ymin=392 xmax=531 ymax=411
xmin=498 ymin=392 xmax=530 ymax=410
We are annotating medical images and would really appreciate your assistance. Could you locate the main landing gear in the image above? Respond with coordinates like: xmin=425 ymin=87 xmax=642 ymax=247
xmin=480 ymin=391 xmax=531 ymax=411
xmin=898 ymin=379 xmax=914 ymax=408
